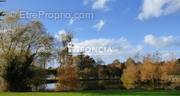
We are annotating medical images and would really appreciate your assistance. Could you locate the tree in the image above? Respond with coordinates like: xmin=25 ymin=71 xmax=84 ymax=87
xmin=56 ymin=65 xmax=80 ymax=91
xmin=0 ymin=13 xmax=53 ymax=91
xmin=76 ymin=54 xmax=98 ymax=90
xmin=0 ymin=76 xmax=7 ymax=91
xmin=108 ymin=59 xmax=123 ymax=79
xmin=0 ymin=52 xmax=6 ymax=91
xmin=31 ymin=67 xmax=47 ymax=91
xmin=158 ymin=60 xmax=176 ymax=89
xmin=173 ymin=59 xmax=180 ymax=75
xmin=121 ymin=58 xmax=138 ymax=89
xmin=56 ymin=31 xmax=81 ymax=91
xmin=76 ymin=54 xmax=96 ymax=79
xmin=139 ymin=56 xmax=159 ymax=89
xmin=58 ymin=32 xmax=73 ymax=66
xmin=112 ymin=59 xmax=125 ymax=71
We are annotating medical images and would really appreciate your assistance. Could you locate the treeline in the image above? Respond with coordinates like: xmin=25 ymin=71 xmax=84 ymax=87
xmin=56 ymin=26 xmax=180 ymax=91
xmin=56 ymin=53 xmax=180 ymax=91
xmin=0 ymin=12 xmax=179 ymax=92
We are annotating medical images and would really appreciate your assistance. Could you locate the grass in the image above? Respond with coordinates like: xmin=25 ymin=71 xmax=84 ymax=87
xmin=0 ymin=90 xmax=180 ymax=96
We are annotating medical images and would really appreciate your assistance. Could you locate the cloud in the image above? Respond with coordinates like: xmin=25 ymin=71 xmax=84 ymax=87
xmin=138 ymin=0 xmax=180 ymax=20
xmin=92 ymin=0 xmax=110 ymax=10
xmin=93 ymin=20 xmax=105 ymax=31
xmin=71 ymin=38 xmax=143 ymax=63
xmin=144 ymin=34 xmax=180 ymax=48
xmin=83 ymin=0 xmax=110 ymax=10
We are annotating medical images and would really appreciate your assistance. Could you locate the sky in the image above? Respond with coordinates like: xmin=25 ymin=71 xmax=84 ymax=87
xmin=1 ymin=0 xmax=180 ymax=63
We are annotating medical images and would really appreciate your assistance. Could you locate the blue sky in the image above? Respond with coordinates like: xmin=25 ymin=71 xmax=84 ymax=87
xmin=1 ymin=0 xmax=180 ymax=63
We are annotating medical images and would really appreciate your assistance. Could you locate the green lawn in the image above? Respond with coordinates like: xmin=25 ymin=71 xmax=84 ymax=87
xmin=0 ymin=90 xmax=180 ymax=96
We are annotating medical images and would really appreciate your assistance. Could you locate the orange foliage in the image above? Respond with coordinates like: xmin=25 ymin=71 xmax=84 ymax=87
xmin=121 ymin=58 xmax=138 ymax=89
xmin=56 ymin=65 xmax=80 ymax=91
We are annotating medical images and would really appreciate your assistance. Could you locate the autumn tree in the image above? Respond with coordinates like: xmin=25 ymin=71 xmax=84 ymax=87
xmin=0 ymin=9 xmax=6 ymax=91
xmin=56 ymin=32 xmax=80 ymax=91
xmin=121 ymin=58 xmax=139 ymax=89
xmin=173 ymin=59 xmax=180 ymax=75
xmin=0 ymin=12 xmax=53 ymax=91
xmin=0 ymin=76 xmax=7 ymax=91
xmin=56 ymin=64 xmax=80 ymax=91
xmin=139 ymin=55 xmax=159 ymax=89
xmin=158 ymin=60 xmax=176 ymax=89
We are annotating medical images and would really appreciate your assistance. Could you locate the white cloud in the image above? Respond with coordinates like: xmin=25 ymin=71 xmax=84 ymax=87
xmin=83 ymin=0 xmax=110 ymax=10
xmin=93 ymin=20 xmax=105 ymax=31
xmin=71 ymin=38 xmax=143 ymax=63
xmin=138 ymin=0 xmax=180 ymax=20
xmin=144 ymin=34 xmax=180 ymax=48
xmin=92 ymin=0 xmax=110 ymax=10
